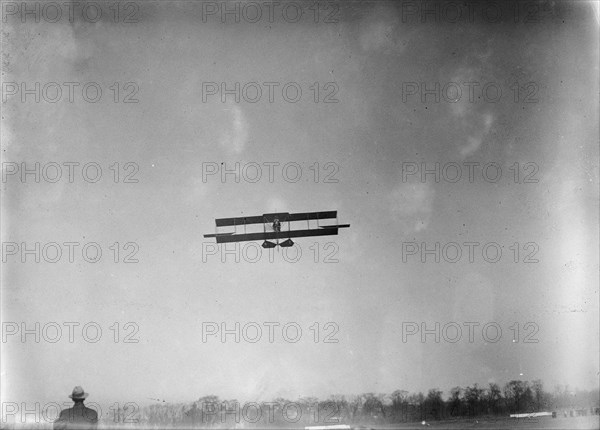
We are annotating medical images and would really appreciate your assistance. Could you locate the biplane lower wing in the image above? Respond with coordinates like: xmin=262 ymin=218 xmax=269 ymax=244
xmin=204 ymin=225 xmax=350 ymax=244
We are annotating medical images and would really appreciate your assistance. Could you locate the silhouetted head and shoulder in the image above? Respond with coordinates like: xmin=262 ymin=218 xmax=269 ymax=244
xmin=54 ymin=386 xmax=98 ymax=430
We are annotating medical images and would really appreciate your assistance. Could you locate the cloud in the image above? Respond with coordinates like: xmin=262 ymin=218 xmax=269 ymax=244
xmin=591 ymin=1 xmax=600 ymax=24
xmin=358 ymin=5 xmax=409 ymax=54
xmin=460 ymin=136 xmax=483 ymax=157
xmin=447 ymin=67 xmax=497 ymax=157
xmin=459 ymin=112 xmax=494 ymax=157
xmin=447 ymin=69 xmax=495 ymax=157
xmin=219 ymin=105 xmax=248 ymax=154
xmin=5 ymin=21 xmax=95 ymax=78
xmin=389 ymin=183 xmax=434 ymax=233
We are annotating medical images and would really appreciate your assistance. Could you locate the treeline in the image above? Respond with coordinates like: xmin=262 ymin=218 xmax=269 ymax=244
xmin=136 ymin=380 xmax=599 ymax=427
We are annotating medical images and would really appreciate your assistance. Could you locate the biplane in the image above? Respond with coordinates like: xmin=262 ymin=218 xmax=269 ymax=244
xmin=204 ymin=210 xmax=350 ymax=248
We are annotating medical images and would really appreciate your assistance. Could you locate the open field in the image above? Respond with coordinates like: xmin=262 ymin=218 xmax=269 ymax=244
xmin=4 ymin=416 xmax=599 ymax=430
xmin=375 ymin=415 xmax=600 ymax=429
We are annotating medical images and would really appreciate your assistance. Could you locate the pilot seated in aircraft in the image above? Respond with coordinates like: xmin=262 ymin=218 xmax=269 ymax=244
xmin=273 ymin=219 xmax=281 ymax=232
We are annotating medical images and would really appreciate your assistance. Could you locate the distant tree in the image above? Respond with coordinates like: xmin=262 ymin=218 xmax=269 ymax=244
xmin=220 ymin=399 xmax=240 ymax=426
xmin=346 ymin=394 xmax=362 ymax=422
xmin=377 ymin=393 xmax=389 ymax=418
xmin=448 ymin=386 xmax=462 ymax=417
xmin=391 ymin=390 xmax=409 ymax=405
xmin=135 ymin=379 xmax=598 ymax=427
xmin=328 ymin=394 xmax=350 ymax=422
xmin=424 ymin=389 xmax=444 ymax=420
xmin=184 ymin=402 xmax=200 ymax=427
xmin=298 ymin=396 xmax=320 ymax=425
xmin=523 ymin=385 xmax=534 ymax=413
xmin=464 ymin=384 xmax=484 ymax=416
xmin=269 ymin=397 xmax=292 ymax=426
xmin=299 ymin=396 xmax=320 ymax=405
xmin=197 ymin=395 xmax=220 ymax=426
xmin=504 ymin=380 xmax=531 ymax=413
xmin=407 ymin=392 xmax=425 ymax=421
xmin=391 ymin=390 xmax=409 ymax=421
xmin=531 ymin=379 xmax=545 ymax=411
xmin=486 ymin=383 xmax=502 ymax=414
xmin=360 ymin=392 xmax=385 ymax=421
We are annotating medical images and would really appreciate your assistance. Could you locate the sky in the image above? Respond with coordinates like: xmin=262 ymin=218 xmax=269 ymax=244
xmin=1 ymin=0 xmax=599 ymax=412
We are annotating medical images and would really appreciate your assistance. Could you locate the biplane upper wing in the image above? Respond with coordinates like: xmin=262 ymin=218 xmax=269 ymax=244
xmin=286 ymin=210 xmax=337 ymax=222
xmin=215 ymin=215 xmax=265 ymax=227
xmin=214 ymin=211 xmax=338 ymax=227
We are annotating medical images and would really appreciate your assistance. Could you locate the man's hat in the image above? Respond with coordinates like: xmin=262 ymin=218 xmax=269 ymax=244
xmin=68 ymin=386 xmax=89 ymax=400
